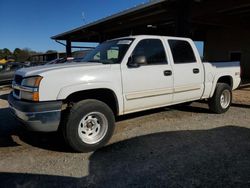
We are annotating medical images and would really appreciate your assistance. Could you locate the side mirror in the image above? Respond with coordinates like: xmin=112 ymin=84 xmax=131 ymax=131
xmin=127 ymin=55 xmax=147 ymax=68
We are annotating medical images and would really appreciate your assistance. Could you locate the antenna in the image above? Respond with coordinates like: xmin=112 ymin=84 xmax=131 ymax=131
xmin=82 ymin=11 xmax=87 ymax=25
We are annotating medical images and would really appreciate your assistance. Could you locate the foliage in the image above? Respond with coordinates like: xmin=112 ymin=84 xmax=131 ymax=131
xmin=0 ymin=48 xmax=12 ymax=59
xmin=46 ymin=50 xmax=57 ymax=54
xmin=0 ymin=48 xmax=42 ymax=62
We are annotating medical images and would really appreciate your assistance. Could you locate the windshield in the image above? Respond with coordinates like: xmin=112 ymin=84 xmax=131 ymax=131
xmin=82 ymin=39 xmax=134 ymax=64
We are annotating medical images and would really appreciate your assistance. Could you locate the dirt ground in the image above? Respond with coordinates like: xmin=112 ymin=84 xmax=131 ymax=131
xmin=0 ymin=84 xmax=250 ymax=187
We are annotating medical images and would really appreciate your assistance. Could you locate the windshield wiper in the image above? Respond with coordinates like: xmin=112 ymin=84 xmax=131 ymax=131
xmin=87 ymin=60 xmax=102 ymax=63
xmin=87 ymin=59 xmax=114 ymax=64
xmin=100 ymin=60 xmax=115 ymax=64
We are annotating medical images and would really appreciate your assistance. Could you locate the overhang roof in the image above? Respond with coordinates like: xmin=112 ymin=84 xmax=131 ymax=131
xmin=51 ymin=0 xmax=250 ymax=42
xmin=52 ymin=0 xmax=167 ymax=41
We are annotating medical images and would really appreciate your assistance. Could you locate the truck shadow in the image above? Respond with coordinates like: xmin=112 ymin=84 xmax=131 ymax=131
xmin=231 ymin=103 xmax=250 ymax=109
xmin=117 ymin=102 xmax=211 ymax=122
xmin=0 ymin=126 xmax=250 ymax=187
xmin=238 ymin=82 xmax=250 ymax=91
xmin=0 ymin=104 xmax=209 ymax=152
xmin=0 ymin=92 xmax=247 ymax=152
xmin=0 ymin=100 xmax=242 ymax=152
xmin=0 ymin=108 xmax=20 ymax=147
xmin=0 ymin=107 xmax=71 ymax=151
xmin=170 ymin=104 xmax=211 ymax=114
xmin=116 ymin=107 xmax=172 ymax=121
xmin=0 ymin=93 xmax=9 ymax=100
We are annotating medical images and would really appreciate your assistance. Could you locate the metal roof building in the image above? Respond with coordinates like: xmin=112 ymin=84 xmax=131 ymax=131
xmin=52 ymin=0 xmax=250 ymax=78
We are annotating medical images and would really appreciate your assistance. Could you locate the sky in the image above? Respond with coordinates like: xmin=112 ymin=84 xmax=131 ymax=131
xmin=0 ymin=0 xmax=204 ymax=56
xmin=0 ymin=0 xmax=147 ymax=52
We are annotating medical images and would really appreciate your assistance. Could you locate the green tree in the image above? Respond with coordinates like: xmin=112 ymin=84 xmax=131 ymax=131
xmin=13 ymin=48 xmax=22 ymax=60
xmin=46 ymin=50 xmax=57 ymax=54
xmin=0 ymin=48 xmax=12 ymax=59
xmin=17 ymin=48 xmax=30 ymax=62
xmin=0 ymin=49 xmax=4 ymax=59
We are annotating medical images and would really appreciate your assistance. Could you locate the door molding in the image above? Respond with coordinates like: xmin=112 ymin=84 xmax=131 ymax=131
xmin=126 ymin=88 xmax=173 ymax=100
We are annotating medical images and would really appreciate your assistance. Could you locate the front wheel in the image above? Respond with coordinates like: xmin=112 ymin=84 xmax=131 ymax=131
xmin=62 ymin=99 xmax=115 ymax=152
xmin=208 ymin=83 xmax=232 ymax=114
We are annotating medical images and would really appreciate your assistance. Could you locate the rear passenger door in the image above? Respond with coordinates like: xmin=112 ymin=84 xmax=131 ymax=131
xmin=167 ymin=39 xmax=204 ymax=103
xmin=122 ymin=38 xmax=173 ymax=113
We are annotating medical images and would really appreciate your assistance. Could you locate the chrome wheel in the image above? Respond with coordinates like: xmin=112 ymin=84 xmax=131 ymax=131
xmin=220 ymin=90 xmax=231 ymax=109
xmin=78 ymin=112 xmax=108 ymax=144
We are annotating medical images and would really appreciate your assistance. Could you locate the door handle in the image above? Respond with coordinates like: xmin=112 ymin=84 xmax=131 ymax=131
xmin=193 ymin=68 xmax=200 ymax=74
xmin=164 ymin=70 xmax=172 ymax=76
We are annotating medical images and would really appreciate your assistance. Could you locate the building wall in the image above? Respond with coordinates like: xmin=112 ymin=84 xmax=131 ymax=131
xmin=204 ymin=28 xmax=250 ymax=79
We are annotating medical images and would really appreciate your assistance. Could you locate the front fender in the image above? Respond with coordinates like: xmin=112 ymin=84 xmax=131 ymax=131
xmin=57 ymin=82 xmax=124 ymax=115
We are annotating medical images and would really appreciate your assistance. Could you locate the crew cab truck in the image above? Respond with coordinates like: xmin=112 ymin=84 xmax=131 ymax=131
xmin=8 ymin=35 xmax=241 ymax=152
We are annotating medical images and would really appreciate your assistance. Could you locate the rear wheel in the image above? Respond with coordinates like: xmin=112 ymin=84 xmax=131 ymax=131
xmin=62 ymin=99 xmax=115 ymax=152
xmin=208 ymin=83 xmax=232 ymax=114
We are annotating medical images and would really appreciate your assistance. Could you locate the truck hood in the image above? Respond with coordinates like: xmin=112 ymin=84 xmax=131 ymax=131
xmin=16 ymin=62 xmax=108 ymax=77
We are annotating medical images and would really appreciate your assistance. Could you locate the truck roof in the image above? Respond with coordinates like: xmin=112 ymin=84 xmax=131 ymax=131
xmin=107 ymin=35 xmax=192 ymax=43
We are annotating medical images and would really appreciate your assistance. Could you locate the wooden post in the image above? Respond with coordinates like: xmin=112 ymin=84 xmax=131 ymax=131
xmin=175 ymin=0 xmax=192 ymax=37
xmin=66 ymin=40 xmax=72 ymax=57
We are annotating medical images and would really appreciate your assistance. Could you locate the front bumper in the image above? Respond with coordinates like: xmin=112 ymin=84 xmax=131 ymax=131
xmin=8 ymin=93 xmax=62 ymax=132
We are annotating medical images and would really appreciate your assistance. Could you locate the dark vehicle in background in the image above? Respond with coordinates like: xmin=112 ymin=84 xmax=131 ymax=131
xmin=0 ymin=62 xmax=27 ymax=85
xmin=46 ymin=58 xmax=66 ymax=65
xmin=45 ymin=57 xmax=86 ymax=65
xmin=45 ymin=50 xmax=93 ymax=65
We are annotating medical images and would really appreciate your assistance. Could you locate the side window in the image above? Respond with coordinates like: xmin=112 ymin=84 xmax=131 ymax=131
xmin=107 ymin=46 xmax=119 ymax=60
xmin=94 ymin=52 xmax=100 ymax=60
xmin=93 ymin=46 xmax=119 ymax=62
xmin=168 ymin=40 xmax=196 ymax=64
xmin=132 ymin=39 xmax=167 ymax=65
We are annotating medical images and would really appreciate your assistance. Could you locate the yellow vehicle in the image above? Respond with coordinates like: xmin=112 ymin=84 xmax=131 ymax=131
xmin=0 ymin=59 xmax=7 ymax=64
xmin=0 ymin=59 xmax=15 ymax=64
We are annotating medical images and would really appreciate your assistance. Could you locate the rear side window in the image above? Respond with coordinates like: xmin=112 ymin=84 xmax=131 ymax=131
xmin=132 ymin=39 xmax=167 ymax=65
xmin=168 ymin=40 xmax=196 ymax=64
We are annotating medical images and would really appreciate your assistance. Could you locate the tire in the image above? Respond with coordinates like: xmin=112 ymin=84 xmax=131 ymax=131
xmin=62 ymin=99 xmax=115 ymax=152
xmin=208 ymin=83 xmax=232 ymax=114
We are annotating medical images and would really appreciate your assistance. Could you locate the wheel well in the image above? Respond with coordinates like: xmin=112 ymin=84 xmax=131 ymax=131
xmin=64 ymin=89 xmax=119 ymax=115
xmin=217 ymin=76 xmax=233 ymax=88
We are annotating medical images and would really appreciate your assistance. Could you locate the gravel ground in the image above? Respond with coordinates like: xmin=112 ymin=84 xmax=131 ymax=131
xmin=0 ymin=85 xmax=250 ymax=187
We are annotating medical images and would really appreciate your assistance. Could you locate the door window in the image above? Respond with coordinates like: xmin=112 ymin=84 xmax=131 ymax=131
xmin=168 ymin=40 xmax=196 ymax=64
xmin=94 ymin=52 xmax=100 ymax=60
xmin=107 ymin=46 xmax=119 ymax=60
xmin=132 ymin=39 xmax=167 ymax=65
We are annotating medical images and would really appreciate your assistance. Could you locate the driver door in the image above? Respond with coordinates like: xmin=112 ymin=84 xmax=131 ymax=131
xmin=121 ymin=38 xmax=174 ymax=114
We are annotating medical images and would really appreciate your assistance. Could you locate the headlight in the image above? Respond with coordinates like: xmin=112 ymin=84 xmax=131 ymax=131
xmin=20 ymin=76 xmax=43 ymax=101
xmin=22 ymin=76 xmax=43 ymax=87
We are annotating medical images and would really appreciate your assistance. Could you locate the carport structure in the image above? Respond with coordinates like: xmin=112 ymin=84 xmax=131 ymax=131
xmin=51 ymin=0 xmax=250 ymax=78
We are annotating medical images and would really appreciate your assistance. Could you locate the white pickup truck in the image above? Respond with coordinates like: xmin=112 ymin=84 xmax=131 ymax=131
xmin=8 ymin=35 xmax=241 ymax=152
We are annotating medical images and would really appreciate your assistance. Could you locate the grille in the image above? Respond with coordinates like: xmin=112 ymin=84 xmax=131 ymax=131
xmin=14 ymin=75 xmax=23 ymax=85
